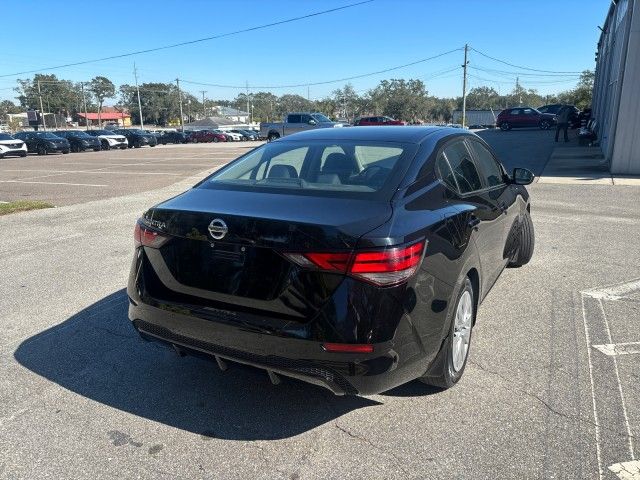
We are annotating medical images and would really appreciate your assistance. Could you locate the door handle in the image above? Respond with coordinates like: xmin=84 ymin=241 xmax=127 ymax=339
xmin=499 ymin=203 xmax=508 ymax=214
xmin=468 ymin=216 xmax=481 ymax=230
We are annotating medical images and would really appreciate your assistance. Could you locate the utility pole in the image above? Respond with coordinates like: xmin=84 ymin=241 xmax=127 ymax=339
xmin=81 ymin=82 xmax=89 ymax=131
xmin=517 ymin=77 xmax=522 ymax=106
xmin=134 ymin=63 xmax=144 ymax=129
xmin=245 ymin=80 xmax=250 ymax=125
xmin=176 ymin=78 xmax=185 ymax=133
xmin=187 ymin=99 xmax=191 ymax=124
xmin=200 ymin=90 xmax=207 ymax=118
xmin=37 ymin=80 xmax=46 ymax=131
xmin=461 ymin=43 xmax=469 ymax=128
xmin=307 ymin=86 xmax=310 ymax=102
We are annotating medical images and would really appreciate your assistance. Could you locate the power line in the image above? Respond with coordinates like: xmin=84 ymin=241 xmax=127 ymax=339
xmin=469 ymin=47 xmax=583 ymax=74
xmin=180 ymin=48 xmax=463 ymax=89
xmin=0 ymin=0 xmax=374 ymax=79
xmin=470 ymin=65 xmax=581 ymax=78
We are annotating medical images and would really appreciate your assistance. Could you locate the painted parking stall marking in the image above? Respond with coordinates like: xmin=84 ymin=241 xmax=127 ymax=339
xmin=580 ymin=279 xmax=640 ymax=478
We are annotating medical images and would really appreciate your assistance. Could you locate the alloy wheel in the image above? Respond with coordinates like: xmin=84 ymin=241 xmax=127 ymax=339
xmin=452 ymin=290 xmax=473 ymax=372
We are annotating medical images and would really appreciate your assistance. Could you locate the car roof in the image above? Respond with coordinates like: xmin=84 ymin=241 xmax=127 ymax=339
xmin=279 ymin=126 xmax=462 ymax=144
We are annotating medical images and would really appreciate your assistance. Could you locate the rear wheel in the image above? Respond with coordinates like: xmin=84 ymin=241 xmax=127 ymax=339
xmin=101 ymin=140 xmax=110 ymax=150
xmin=62 ymin=150 xmax=70 ymax=154
xmin=268 ymin=132 xmax=280 ymax=142
xmin=540 ymin=120 xmax=551 ymax=130
xmin=420 ymin=277 xmax=474 ymax=389
xmin=37 ymin=144 xmax=47 ymax=155
xmin=508 ymin=211 xmax=535 ymax=267
xmin=213 ymin=137 xmax=219 ymax=143
xmin=500 ymin=122 xmax=511 ymax=131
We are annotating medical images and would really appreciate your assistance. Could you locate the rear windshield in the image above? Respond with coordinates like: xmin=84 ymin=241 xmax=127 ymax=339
xmin=201 ymin=140 xmax=416 ymax=199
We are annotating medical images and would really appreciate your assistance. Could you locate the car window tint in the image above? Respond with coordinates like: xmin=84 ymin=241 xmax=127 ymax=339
xmin=354 ymin=145 xmax=403 ymax=169
xmin=287 ymin=114 xmax=301 ymax=123
xmin=510 ymin=109 xmax=520 ymax=115
xmin=265 ymin=147 xmax=309 ymax=178
xmin=442 ymin=141 xmax=482 ymax=194
xmin=467 ymin=140 xmax=504 ymax=188
xmin=300 ymin=114 xmax=311 ymax=123
xmin=320 ymin=145 xmax=346 ymax=167
xmin=523 ymin=108 xmax=534 ymax=115
xmin=435 ymin=153 xmax=458 ymax=192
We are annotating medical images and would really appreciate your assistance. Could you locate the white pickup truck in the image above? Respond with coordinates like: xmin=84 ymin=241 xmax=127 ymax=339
xmin=260 ymin=112 xmax=345 ymax=141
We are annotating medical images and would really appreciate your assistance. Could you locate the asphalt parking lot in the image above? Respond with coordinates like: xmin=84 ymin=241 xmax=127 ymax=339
xmin=1 ymin=129 xmax=638 ymax=479
xmin=0 ymin=142 xmax=261 ymax=206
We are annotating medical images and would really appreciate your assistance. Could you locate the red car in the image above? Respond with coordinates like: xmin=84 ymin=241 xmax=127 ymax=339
xmin=496 ymin=107 xmax=555 ymax=131
xmin=355 ymin=116 xmax=405 ymax=126
xmin=188 ymin=130 xmax=227 ymax=143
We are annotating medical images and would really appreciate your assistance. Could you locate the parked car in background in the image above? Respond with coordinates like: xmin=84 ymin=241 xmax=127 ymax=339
xmin=157 ymin=131 xmax=188 ymax=144
xmin=221 ymin=130 xmax=244 ymax=142
xmin=537 ymin=104 xmax=581 ymax=128
xmin=86 ymin=129 xmax=128 ymax=150
xmin=0 ymin=133 xmax=28 ymax=158
xmin=229 ymin=129 xmax=259 ymax=141
xmin=496 ymin=107 xmax=555 ymax=131
xmin=212 ymin=130 xmax=234 ymax=142
xmin=113 ymin=129 xmax=158 ymax=148
xmin=354 ymin=116 xmax=404 ymax=126
xmin=52 ymin=130 xmax=102 ymax=152
xmin=188 ymin=130 xmax=225 ymax=143
xmin=260 ymin=112 xmax=345 ymax=141
xmin=127 ymin=126 xmax=535 ymax=395
xmin=14 ymin=131 xmax=70 ymax=155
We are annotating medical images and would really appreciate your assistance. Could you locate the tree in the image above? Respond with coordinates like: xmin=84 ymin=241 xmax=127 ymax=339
xmin=465 ymin=86 xmax=501 ymax=110
xmin=556 ymin=70 xmax=594 ymax=109
xmin=0 ymin=100 xmax=21 ymax=116
xmin=88 ymin=76 xmax=116 ymax=127
xmin=368 ymin=79 xmax=430 ymax=122
xmin=119 ymin=82 xmax=181 ymax=126
xmin=15 ymin=74 xmax=91 ymax=116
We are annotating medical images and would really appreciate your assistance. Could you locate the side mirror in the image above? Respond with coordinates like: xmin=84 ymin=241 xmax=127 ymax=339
xmin=308 ymin=119 xmax=317 ymax=125
xmin=512 ymin=168 xmax=535 ymax=185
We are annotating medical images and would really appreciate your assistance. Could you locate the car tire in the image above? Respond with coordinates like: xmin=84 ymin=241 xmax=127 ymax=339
xmin=420 ymin=277 xmax=475 ymax=389
xmin=62 ymin=150 xmax=70 ymax=154
xmin=150 ymin=144 xmax=156 ymax=147
xmin=101 ymin=141 xmax=110 ymax=151
xmin=500 ymin=122 xmax=511 ymax=131
xmin=508 ymin=211 xmax=535 ymax=267
xmin=37 ymin=145 xmax=47 ymax=155
xmin=213 ymin=137 xmax=219 ymax=143
xmin=93 ymin=148 xmax=101 ymax=152
xmin=540 ymin=120 xmax=551 ymax=130
xmin=20 ymin=152 xmax=27 ymax=157
xmin=268 ymin=132 xmax=280 ymax=142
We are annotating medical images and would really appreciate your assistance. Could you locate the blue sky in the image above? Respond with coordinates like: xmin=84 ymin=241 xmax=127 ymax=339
xmin=1 ymin=1 xmax=609 ymax=103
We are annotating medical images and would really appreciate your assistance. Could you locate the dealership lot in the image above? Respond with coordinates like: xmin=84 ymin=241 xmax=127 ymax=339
xmin=0 ymin=130 xmax=638 ymax=479
xmin=0 ymin=142 xmax=261 ymax=206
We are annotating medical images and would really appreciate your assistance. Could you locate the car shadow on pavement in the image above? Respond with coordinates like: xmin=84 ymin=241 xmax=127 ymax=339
xmin=13 ymin=289 xmax=380 ymax=441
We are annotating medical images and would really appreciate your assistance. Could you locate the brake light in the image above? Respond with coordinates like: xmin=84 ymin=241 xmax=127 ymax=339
xmin=284 ymin=240 xmax=425 ymax=287
xmin=322 ymin=343 xmax=374 ymax=353
xmin=134 ymin=220 xmax=170 ymax=248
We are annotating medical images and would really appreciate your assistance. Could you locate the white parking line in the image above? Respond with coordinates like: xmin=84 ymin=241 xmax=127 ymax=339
xmin=3 ymin=169 xmax=185 ymax=176
xmin=593 ymin=342 xmax=640 ymax=356
xmin=581 ymin=294 xmax=604 ymax=480
xmin=609 ymin=460 xmax=640 ymax=479
xmin=583 ymin=279 xmax=640 ymax=301
xmin=596 ymin=299 xmax=636 ymax=460
xmin=0 ymin=180 xmax=108 ymax=187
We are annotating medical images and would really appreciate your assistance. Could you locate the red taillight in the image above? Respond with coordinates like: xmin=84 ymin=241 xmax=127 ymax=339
xmin=284 ymin=240 xmax=426 ymax=287
xmin=322 ymin=343 xmax=374 ymax=353
xmin=134 ymin=220 xmax=170 ymax=248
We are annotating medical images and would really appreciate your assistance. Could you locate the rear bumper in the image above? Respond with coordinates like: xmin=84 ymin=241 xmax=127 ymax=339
xmin=128 ymin=299 xmax=431 ymax=395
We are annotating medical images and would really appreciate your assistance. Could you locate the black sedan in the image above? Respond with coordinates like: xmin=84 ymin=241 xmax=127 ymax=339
xmin=157 ymin=131 xmax=188 ymax=145
xmin=13 ymin=131 xmax=70 ymax=155
xmin=52 ymin=130 xmax=101 ymax=152
xmin=113 ymin=129 xmax=158 ymax=148
xmin=127 ymin=126 xmax=535 ymax=395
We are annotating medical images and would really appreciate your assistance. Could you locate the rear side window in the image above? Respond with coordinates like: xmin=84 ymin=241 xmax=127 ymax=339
xmin=442 ymin=141 xmax=482 ymax=194
xmin=287 ymin=114 xmax=301 ymax=123
xmin=510 ymin=109 xmax=521 ymax=115
xmin=436 ymin=154 xmax=458 ymax=191
xmin=467 ymin=140 xmax=505 ymax=188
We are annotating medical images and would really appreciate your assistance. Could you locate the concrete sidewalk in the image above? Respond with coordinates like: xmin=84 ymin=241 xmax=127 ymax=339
xmin=539 ymin=143 xmax=640 ymax=185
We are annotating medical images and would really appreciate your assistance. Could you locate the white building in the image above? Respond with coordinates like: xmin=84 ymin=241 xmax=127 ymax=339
xmin=592 ymin=0 xmax=640 ymax=175
xmin=215 ymin=106 xmax=250 ymax=123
